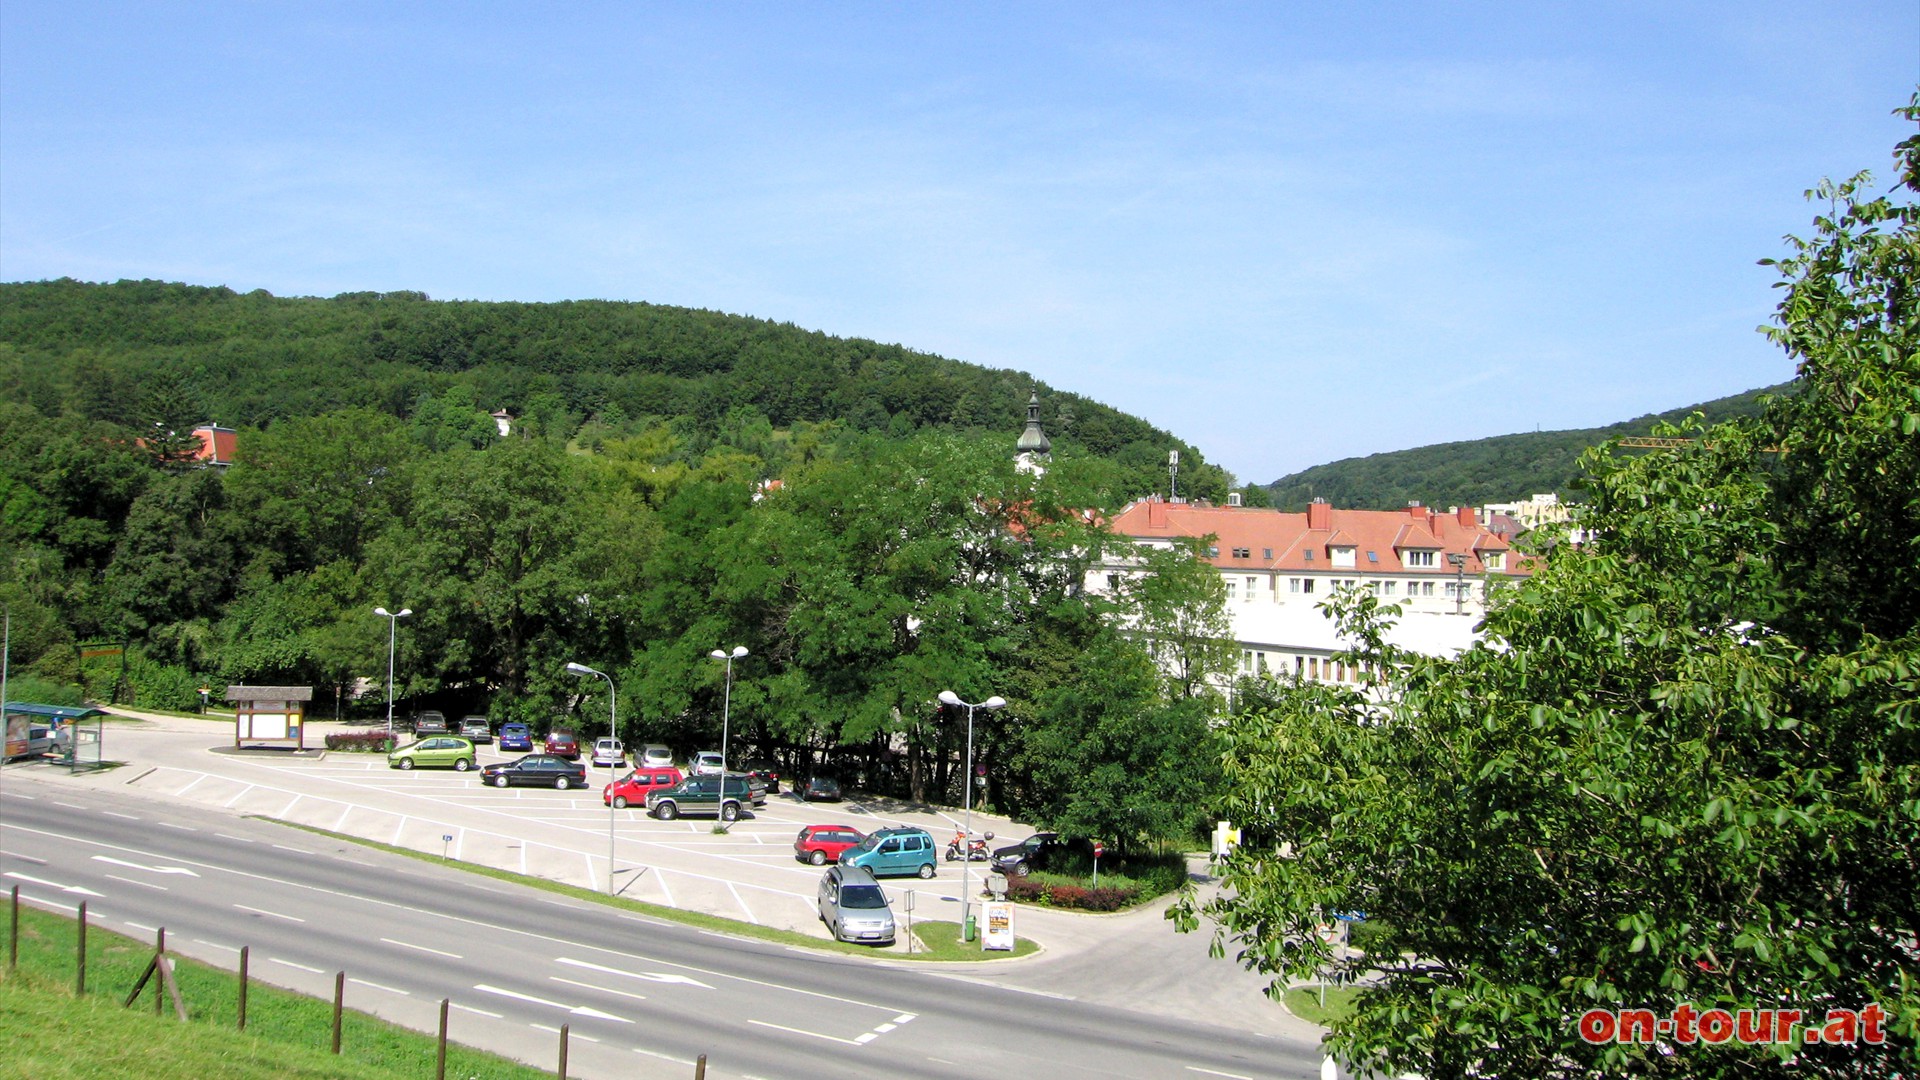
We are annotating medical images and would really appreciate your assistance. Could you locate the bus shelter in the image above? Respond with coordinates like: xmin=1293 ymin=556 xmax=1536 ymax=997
xmin=3 ymin=702 xmax=109 ymax=772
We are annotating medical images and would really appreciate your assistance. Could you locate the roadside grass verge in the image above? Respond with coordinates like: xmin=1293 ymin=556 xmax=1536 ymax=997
xmin=1 ymin=902 xmax=550 ymax=1079
xmin=267 ymin=819 xmax=1039 ymax=962
xmin=1282 ymin=984 xmax=1360 ymax=1028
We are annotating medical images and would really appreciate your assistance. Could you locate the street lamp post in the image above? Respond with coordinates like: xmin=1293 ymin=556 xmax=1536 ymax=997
xmin=707 ymin=647 xmax=748 ymax=830
xmin=372 ymin=607 xmax=411 ymax=739
xmin=1447 ymin=553 xmax=1468 ymax=616
xmin=565 ymin=662 xmax=618 ymax=895
xmin=937 ymin=689 xmax=1006 ymax=943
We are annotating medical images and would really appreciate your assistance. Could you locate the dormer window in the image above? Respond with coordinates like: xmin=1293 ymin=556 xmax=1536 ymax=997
xmin=1231 ymin=547 xmax=1251 ymax=559
xmin=1484 ymin=552 xmax=1504 ymax=571
xmin=1331 ymin=546 xmax=1356 ymax=569
xmin=1403 ymin=550 xmax=1436 ymax=568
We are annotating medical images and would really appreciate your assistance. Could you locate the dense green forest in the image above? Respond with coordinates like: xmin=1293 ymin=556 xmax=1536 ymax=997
xmin=0 ymin=278 xmax=1238 ymax=847
xmin=1261 ymin=384 xmax=1784 ymax=510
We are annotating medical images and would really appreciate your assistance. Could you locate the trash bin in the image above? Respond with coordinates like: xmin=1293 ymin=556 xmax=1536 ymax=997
xmin=964 ymin=915 xmax=977 ymax=942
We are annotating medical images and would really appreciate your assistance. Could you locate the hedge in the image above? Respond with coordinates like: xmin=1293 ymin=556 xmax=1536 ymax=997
xmin=324 ymin=730 xmax=395 ymax=753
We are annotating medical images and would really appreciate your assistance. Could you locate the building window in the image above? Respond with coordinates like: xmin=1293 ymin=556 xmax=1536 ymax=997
xmin=1403 ymin=550 xmax=1435 ymax=568
xmin=1303 ymin=578 xmax=1315 ymax=594
xmin=1303 ymin=549 xmax=1314 ymax=562
xmin=1382 ymin=581 xmax=1396 ymax=595
xmin=1484 ymin=552 xmax=1504 ymax=571
xmin=1244 ymin=576 xmax=1257 ymax=602
xmin=1232 ymin=547 xmax=1251 ymax=559
xmin=1289 ymin=578 xmax=1301 ymax=593
xmin=1106 ymin=573 xmax=1121 ymax=592
xmin=1263 ymin=548 xmax=1273 ymax=560
xmin=1332 ymin=546 xmax=1355 ymax=568
xmin=1208 ymin=545 xmax=1219 ymax=557
xmin=1420 ymin=581 xmax=1434 ymax=596
xmin=1367 ymin=550 xmax=1378 ymax=563
xmin=1225 ymin=579 xmax=1238 ymax=600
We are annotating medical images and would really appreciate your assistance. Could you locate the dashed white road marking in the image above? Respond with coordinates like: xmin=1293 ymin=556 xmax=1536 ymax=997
xmin=748 ymin=1019 xmax=862 ymax=1045
xmin=270 ymin=958 xmax=324 ymax=974
xmin=350 ymin=977 xmax=410 ymax=996
xmin=234 ymin=904 xmax=304 ymax=923
xmin=379 ymin=937 xmax=462 ymax=959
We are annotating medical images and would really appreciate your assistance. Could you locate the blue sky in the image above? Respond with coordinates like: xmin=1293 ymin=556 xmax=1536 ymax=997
xmin=2 ymin=3 xmax=1914 ymax=483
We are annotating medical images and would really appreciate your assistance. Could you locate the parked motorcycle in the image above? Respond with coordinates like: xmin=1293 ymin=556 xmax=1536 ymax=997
xmin=945 ymin=830 xmax=994 ymax=862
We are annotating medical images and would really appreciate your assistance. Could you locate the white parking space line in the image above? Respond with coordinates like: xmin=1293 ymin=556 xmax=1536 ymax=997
xmin=726 ymin=880 xmax=757 ymax=924
xmin=380 ymin=937 xmax=462 ymax=959
xmin=222 ymin=784 xmax=256 ymax=808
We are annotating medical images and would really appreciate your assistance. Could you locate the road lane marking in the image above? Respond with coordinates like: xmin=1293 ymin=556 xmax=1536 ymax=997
xmin=350 ymin=977 xmax=410 ymax=996
xmin=272 ymin=845 xmax=312 ymax=854
xmin=103 ymin=874 xmax=168 ymax=891
xmin=193 ymin=939 xmax=239 ymax=952
xmin=54 ymin=801 xmax=85 ymax=809
xmin=270 ymin=958 xmax=324 ymax=974
xmin=126 ymin=921 xmax=157 ymax=933
xmin=634 ymin=1047 xmax=697 ymax=1067
xmin=214 ymin=833 xmax=256 ymax=843
xmin=893 ymin=1014 xmax=916 ymax=1024
xmin=4 ymin=872 xmax=104 ymax=897
xmin=1186 ymin=1069 xmax=1253 ymax=1080
xmin=550 ymin=976 xmax=647 ymax=1002
xmin=531 ymin=1024 xmax=601 ymax=1042
xmin=748 ymin=1019 xmax=862 ymax=1046
xmin=159 ymin=822 xmax=198 ymax=831
xmin=0 ymin=850 xmax=48 ymax=865
xmin=473 ymin=984 xmax=629 ymax=1022
xmin=234 ymin=904 xmax=304 ymax=922
xmin=452 ymin=1003 xmax=503 ymax=1018
xmin=93 ymin=855 xmax=200 ymax=877
xmin=102 ymin=811 xmax=139 ymax=820
xmin=556 ymin=957 xmax=712 ymax=989
xmin=379 ymin=938 xmax=463 ymax=959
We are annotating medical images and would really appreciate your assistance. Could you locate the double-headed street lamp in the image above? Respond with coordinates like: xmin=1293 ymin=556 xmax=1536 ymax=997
xmin=708 ymin=647 xmax=748 ymax=830
xmin=565 ymin=661 xmax=617 ymax=895
xmin=373 ymin=607 xmax=411 ymax=738
xmin=938 ymin=689 xmax=1005 ymax=943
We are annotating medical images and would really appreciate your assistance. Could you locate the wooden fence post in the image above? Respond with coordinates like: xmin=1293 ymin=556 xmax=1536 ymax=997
xmin=75 ymin=901 xmax=86 ymax=997
xmin=557 ymin=1023 xmax=569 ymax=1079
xmin=695 ymin=1052 xmax=708 ymax=1079
xmin=332 ymin=971 xmax=345 ymax=1054
xmin=238 ymin=946 xmax=249 ymax=1031
xmin=8 ymin=885 xmax=17 ymax=971
xmin=436 ymin=997 xmax=449 ymax=1080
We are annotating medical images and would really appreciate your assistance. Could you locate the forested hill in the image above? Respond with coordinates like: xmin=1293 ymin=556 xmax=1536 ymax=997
xmin=1261 ymin=383 xmax=1787 ymax=511
xmin=0 ymin=277 xmax=1231 ymax=498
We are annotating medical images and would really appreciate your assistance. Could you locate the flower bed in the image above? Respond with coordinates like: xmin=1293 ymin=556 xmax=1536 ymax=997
xmin=324 ymin=730 xmax=394 ymax=753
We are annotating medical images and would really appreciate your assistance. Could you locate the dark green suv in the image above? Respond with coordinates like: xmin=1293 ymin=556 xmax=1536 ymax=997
xmin=645 ymin=774 xmax=755 ymax=821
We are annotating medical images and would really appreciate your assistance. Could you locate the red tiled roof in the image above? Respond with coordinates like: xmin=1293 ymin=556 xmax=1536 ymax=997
xmin=1106 ymin=498 xmax=1523 ymax=576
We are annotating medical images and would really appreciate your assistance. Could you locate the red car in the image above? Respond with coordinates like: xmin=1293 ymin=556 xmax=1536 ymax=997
xmin=794 ymin=824 xmax=867 ymax=866
xmin=544 ymin=730 xmax=580 ymax=759
xmin=604 ymin=766 xmax=686 ymax=809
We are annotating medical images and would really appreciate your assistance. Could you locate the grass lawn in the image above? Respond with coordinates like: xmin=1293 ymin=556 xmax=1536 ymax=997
xmin=1282 ymin=983 xmax=1360 ymax=1028
xmin=270 ymin=819 xmax=1040 ymax=961
xmin=1 ymin=902 xmax=551 ymax=1080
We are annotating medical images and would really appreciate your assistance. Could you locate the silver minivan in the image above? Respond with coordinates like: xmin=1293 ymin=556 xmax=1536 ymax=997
xmin=817 ymin=864 xmax=896 ymax=945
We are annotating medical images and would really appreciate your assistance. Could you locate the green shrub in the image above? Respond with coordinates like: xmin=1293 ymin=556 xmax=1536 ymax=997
xmin=1 ymin=673 xmax=86 ymax=706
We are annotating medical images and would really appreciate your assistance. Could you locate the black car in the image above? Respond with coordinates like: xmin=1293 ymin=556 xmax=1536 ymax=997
xmin=412 ymin=711 xmax=450 ymax=735
xmin=799 ymin=774 xmax=841 ymax=802
xmin=741 ymin=758 xmax=781 ymax=794
xmin=990 ymin=832 xmax=1095 ymax=876
xmin=481 ymin=754 xmax=587 ymax=790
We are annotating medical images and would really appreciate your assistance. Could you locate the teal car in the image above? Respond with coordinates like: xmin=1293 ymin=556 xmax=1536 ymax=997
xmin=837 ymin=826 xmax=937 ymax=879
xmin=387 ymin=736 xmax=478 ymax=771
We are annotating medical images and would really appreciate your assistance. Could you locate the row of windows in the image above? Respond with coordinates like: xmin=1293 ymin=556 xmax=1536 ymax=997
xmin=1215 ymin=547 xmax=1505 ymax=571
xmin=1239 ymin=650 xmax=1373 ymax=683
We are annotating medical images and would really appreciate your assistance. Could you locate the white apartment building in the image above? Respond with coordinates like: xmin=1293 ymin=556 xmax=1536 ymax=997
xmin=1096 ymin=496 xmax=1530 ymax=685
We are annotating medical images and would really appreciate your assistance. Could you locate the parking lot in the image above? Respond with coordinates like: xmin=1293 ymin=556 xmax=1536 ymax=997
xmin=81 ymin=715 xmax=1024 ymax=947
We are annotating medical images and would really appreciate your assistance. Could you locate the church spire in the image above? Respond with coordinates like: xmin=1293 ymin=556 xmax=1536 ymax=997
xmin=1016 ymin=391 xmax=1051 ymax=474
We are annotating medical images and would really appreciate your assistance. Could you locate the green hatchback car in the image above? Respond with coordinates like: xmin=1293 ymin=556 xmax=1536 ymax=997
xmin=388 ymin=736 xmax=478 ymax=772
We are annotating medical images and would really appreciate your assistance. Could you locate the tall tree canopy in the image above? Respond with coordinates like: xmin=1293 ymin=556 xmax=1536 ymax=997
xmin=1180 ymin=105 xmax=1920 ymax=1078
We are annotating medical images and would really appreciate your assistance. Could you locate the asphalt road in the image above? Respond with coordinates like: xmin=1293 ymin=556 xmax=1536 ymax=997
xmin=1 ymin=781 xmax=1334 ymax=1080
